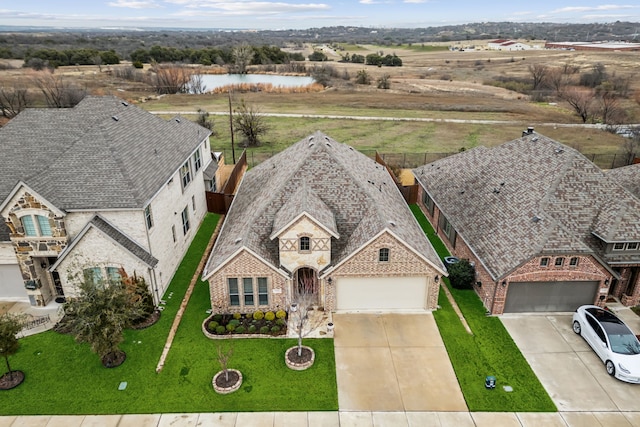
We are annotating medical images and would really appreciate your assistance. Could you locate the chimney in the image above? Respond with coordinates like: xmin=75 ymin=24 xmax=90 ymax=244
xmin=522 ymin=126 xmax=535 ymax=137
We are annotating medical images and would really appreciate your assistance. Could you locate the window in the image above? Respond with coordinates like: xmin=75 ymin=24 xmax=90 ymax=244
xmin=192 ymin=195 xmax=196 ymax=212
xmin=569 ymin=257 xmax=579 ymax=267
xmin=540 ymin=257 xmax=550 ymax=267
xmin=180 ymin=161 xmax=192 ymax=189
xmin=193 ymin=149 xmax=202 ymax=172
xmin=258 ymin=277 xmax=268 ymax=305
xmin=379 ymin=248 xmax=390 ymax=262
xmin=243 ymin=278 xmax=254 ymax=305
xmin=613 ymin=243 xmax=625 ymax=251
xmin=210 ymin=176 xmax=217 ymax=192
xmin=555 ymin=257 xmax=564 ymax=267
xmin=20 ymin=214 xmax=52 ymax=237
xmin=181 ymin=206 xmax=190 ymax=235
xmin=144 ymin=205 xmax=153 ymax=229
xmin=299 ymin=236 xmax=310 ymax=252
xmin=422 ymin=191 xmax=435 ymax=216
xmin=83 ymin=267 xmax=103 ymax=287
xmin=171 ymin=225 xmax=176 ymax=243
xmin=228 ymin=278 xmax=239 ymax=306
xmin=106 ymin=267 xmax=122 ymax=284
xmin=627 ymin=242 xmax=639 ymax=251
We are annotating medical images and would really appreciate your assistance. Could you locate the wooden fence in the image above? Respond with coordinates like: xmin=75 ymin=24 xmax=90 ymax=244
xmin=375 ymin=152 xmax=418 ymax=204
xmin=206 ymin=150 xmax=247 ymax=215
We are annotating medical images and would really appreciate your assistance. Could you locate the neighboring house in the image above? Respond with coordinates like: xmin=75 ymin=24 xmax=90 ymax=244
xmin=202 ymin=132 xmax=446 ymax=313
xmin=0 ymin=96 xmax=212 ymax=306
xmin=487 ymin=39 xmax=531 ymax=50
xmin=413 ymin=131 xmax=640 ymax=314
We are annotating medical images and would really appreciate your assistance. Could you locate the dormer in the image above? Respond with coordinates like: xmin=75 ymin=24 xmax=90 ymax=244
xmin=270 ymin=185 xmax=339 ymax=272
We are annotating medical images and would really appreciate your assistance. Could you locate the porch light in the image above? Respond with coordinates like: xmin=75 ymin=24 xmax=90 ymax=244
xmin=290 ymin=303 xmax=298 ymax=312
xmin=501 ymin=281 xmax=507 ymax=287
xmin=40 ymin=261 xmax=47 ymax=269
xmin=327 ymin=277 xmax=332 ymax=285
xmin=434 ymin=276 xmax=439 ymax=283
xmin=605 ymin=278 xmax=610 ymax=285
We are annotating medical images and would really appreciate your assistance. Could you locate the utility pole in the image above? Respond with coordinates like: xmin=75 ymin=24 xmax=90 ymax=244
xmin=228 ymin=89 xmax=236 ymax=164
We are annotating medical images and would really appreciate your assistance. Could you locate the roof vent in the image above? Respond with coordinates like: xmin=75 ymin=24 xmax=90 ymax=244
xmin=493 ymin=188 xmax=500 ymax=194
xmin=175 ymin=118 xmax=181 ymax=123
xmin=532 ymin=215 xmax=543 ymax=223
xmin=554 ymin=148 xmax=564 ymax=154
xmin=234 ymin=238 xmax=242 ymax=244
xmin=111 ymin=116 xmax=119 ymax=121
xmin=531 ymin=137 xmax=539 ymax=142
xmin=500 ymin=182 xmax=505 ymax=186
xmin=121 ymin=101 xmax=129 ymax=107
xmin=325 ymin=142 xmax=332 ymax=147
xmin=388 ymin=220 xmax=396 ymax=227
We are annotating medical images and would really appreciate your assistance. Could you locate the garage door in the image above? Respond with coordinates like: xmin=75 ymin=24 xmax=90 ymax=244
xmin=504 ymin=281 xmax=599 ymax=313
xmin=0 ymin=264 xmax=25 ymax=299
xmin=336 ymin=277 xmax=427 ymax=311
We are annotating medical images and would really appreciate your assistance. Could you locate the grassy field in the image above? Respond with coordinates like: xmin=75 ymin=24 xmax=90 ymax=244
xmin=0 ymin=214 xmax=338 ymax=415
xmin=411 ymin=205 xmax=556 ymax=412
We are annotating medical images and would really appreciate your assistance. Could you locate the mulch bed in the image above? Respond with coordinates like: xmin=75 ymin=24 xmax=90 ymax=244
xmin=131 ymin=310 xmax=161 ymax=330
xmin=0 ymin=371 xmax=24 ymax=390
xmin=101 ymin=350 xmax=126 ymax=368
xmin=286 ymin=346 xmax=313 ymax=364
xmin=214 ymin=370 xmax=240 ymax=389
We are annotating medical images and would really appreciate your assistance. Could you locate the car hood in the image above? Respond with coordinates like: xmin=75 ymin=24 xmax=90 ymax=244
xmin=613 ymin=353 xmax=640 ymax=374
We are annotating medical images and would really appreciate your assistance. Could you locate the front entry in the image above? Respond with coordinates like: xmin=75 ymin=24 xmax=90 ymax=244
xmin=293 ymin=267 xmax=319 ymax=305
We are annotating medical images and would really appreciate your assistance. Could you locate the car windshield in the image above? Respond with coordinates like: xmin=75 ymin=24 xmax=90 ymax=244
xmin=609 ymin=333 xmax=640 ymax=355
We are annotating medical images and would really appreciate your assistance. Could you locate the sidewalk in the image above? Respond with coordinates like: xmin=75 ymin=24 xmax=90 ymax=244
xmin=2 ymin=411 xmax=640 ymax=426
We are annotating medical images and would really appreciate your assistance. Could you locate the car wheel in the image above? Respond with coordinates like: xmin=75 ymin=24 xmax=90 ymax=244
xmin=606 ymin=360 xmax=615 ymax=376
xmin=572 ymin=320 xmax=581 ymax=335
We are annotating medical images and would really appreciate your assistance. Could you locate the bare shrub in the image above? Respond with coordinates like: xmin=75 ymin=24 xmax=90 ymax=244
xmin=0 ymin=87 xmax=31 ymax=118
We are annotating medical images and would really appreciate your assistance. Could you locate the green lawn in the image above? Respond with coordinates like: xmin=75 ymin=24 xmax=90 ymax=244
xmin=411 ymin=205 xmax=556 ymax=412
xmin=0 ymin=213 xmax=338 ymax=414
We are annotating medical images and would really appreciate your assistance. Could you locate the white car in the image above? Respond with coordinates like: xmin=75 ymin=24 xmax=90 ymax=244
xmin=572 ymin=305 xmax=640 ymax=383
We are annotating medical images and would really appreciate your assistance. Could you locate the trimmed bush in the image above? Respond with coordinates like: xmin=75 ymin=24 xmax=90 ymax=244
xmin=212 ymin=314 xmax=223 ymax=322
xmin=226 ymin=324 xmax=236 ymax=332
xmin=260 ymin=326 xmax=270 ymax=334
xmin=448 ymin=259 xmax=476 ymax=290
xmin=271 ymin=325 xmax=280 ymax=333
xmin=235 ymin=325 xmax=246 ymax=334
xmin=276 ymin=310 xmax=287 ymax=319
xmin=265 ymin=311 xmax=275 ymax=321
xmin=132 ymin=61 xmax=143 ymax=69
xmin=207 ymin=320 xmax=219 ymax=330
xmin=248 ymin=325 xmax=257 ymax=333
xmin=276 ymin=318 xmax=286 ymax=327
xmin=253 ymin=310 xmax=265 ymax=320
xmin=229 ymin=319 xmax=240 ymax=327
xmin=244 ymin=311 xmax=253 ymax=320
xmin=215 ymin=325 xmax=226 ymax=334
xmin=233 ymin=312 xmax=242 ymax=320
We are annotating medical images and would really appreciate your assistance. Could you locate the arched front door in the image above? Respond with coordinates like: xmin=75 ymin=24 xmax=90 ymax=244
xmin=293 ymin=267 xmax=319 ymax=304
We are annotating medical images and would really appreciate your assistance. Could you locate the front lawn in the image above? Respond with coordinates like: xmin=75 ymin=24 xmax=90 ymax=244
xmin=0 ymin=213 xmax=338 ymax=414
xmin=411 ymin=205 xmax=555 ymax=412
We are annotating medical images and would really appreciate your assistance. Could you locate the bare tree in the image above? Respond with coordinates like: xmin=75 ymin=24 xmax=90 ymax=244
xmin=546 ymin=66 xmax=571 ymax=96
xmin=0 ymin=87 xmax=31 ymax=118
xmin=233 ymin=99 xmax=268 ymax=147
xmin=528 ymin=64 xmax=549 ymax=91
xmin=32 ymin=73 xmax=86 ymax=108
xmin=232 ymin=43 xmax=253 ymax=74
xmin=621 ymin=129 xmax=640 ymax=165
xmin=150 ymin=64 xmax=194 ymax=94
xmin=216 ymin=344 xmax=234 ymax=382
xmin=289 ymin=269 xmax=323 ymax=357
xmin=196 ymin=108 xmax=215 ymax=133
xmin=377 ymin=73 xmax=391 ymax=89
xmin=189 ymin=73 xmax=207 ymax=94
xmin=560 ymin=87 xmax=596 ymax=123
xmin=596 ymin=83 xmax=625 ymax=125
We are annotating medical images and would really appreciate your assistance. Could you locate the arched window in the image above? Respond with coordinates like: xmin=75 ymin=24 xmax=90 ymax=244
xmin=20 ymin=214 xmax=52 ymax=237
xmin=299 ymin=236 xmax=310 ymax=251
xmin=379 ymin=248 xmax=390 ymax=262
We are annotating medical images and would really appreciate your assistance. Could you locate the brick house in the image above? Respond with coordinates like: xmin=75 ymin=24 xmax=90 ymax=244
xmin=413 ymin=131 xmax=640 ymax=314
xmin=202 ymin=132 xmax=446 ymax=313
xmin=0 ymin=96 xmax=212 ymax=306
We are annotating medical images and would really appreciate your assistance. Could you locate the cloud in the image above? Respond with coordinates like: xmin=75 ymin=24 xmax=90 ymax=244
xmin=108 ymin=0 xmax=161 ymax=8
xmin=581 ymin=13 xmax=634 ymax=19
xmin=403 ymin=0 xmax=428 ymax=3
xmin=551 ymin=4 xmax=637 ymax=13
xmin=173 ymin=2 xmax=330 ymax=16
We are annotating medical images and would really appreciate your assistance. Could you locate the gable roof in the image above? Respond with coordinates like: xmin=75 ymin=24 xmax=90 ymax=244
xmin=51 ymin=214 xmax=158 ymax=270
xmin=607 ymin=163 xmax=640 ymax=200
xmin=0 ymin=96 xmax=210 ymax=211
xmin=413 ymin=133 xmax=640 ymax=279
xmin=204 ymin=131 xmax=444 ymax=277
xmin=0 ymin=222 xmax=9 ymax=242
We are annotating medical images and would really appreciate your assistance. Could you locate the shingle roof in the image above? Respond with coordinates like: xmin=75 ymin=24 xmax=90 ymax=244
xmin=0 ymin=96 xmax=210 ymax=211
xmin=413 ymin=133 xmax=640 ymax=279
xmin=204 ymin=131 xmax=444 ymax=276
xmin=0 ymin=222 xmax=9 ymax=242
xmin=89 ymin=216 xmax=158 ymax=267
xmin=607 ymin=163 xmax=640 ymax=199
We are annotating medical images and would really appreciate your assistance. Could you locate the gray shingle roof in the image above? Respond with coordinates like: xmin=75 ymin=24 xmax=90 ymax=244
xmin=89 ymin=215 xmax=158 ymax=267
xmin=0 ymin=96 xmax=210 ymax=211
xmin=0 ymin=222 xmax=9 ymax=242
xmin=205 ymin=131 xmax=444 ymax=276
xmin=607 ymin=163 xmax=640 ymax=199
xmin=413 ymin=133 xmax=640 ymax=279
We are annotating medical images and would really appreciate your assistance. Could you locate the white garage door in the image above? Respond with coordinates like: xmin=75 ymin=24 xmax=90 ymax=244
xmin=0 ymin=264 xmax=25 ymax=299
xmin=336 ymin=277 xmax=427 ymax=311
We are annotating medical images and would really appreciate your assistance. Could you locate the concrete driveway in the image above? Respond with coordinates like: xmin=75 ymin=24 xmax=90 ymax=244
xmin=502 ymin=310 xmax=640 ymax=412
xmin=333 ymin=312 xmax=467 ymax=412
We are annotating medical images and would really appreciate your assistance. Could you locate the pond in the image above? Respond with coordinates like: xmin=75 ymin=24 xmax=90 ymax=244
xmin=192 ymin=74 xmax=315 ymax=92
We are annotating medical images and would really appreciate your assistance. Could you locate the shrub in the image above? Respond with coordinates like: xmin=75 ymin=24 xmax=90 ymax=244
xmin=276 ymin=318 xmax=286 ymax=327
xmin=271 ymin=326 xmax=281 ymax=333
xmin=260 ymin=326 xmax=270 ymax=334
xmin=248 ymin=325 xmax=257 ymax=333
xmin=235 ymin=325 xmax=246 ymax=334
xmin=229 ymin=319 xmax=240 ymax=327
xmin=265 ymin=311 xmax=276 ymax=321
xmin=253 ymin=310 xmax=265 ymax=320
xmin=212 ymin=314 xmax=223 ymax=322
xmin=448 ymin=259 xmax=476 ymax=290
xmin=226 ymin=324 xmax=236 ymax=332
xmin=215 ymin=325 xmax=226 ymax=334
xmin=244 ymin=311 xmax=253 ymax=320
xmin=207 ymin=320 xmax=219 ymax=330
xmin=276 ymin=310 xmax=287 ymax=319
xmin=233 ymin=312 xmax=242 ymax=320
xmin=132 ymin=61 xmax=144 ymax=69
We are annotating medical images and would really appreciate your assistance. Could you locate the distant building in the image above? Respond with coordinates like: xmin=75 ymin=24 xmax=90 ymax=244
xmin=545 ymin=41 xmax=640 ymax=52
xmin=487 ymin=39 xmax=531 ymax=51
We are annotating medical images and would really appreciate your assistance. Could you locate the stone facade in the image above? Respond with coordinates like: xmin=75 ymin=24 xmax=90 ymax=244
xmin=276 ymin=216 xmax=332 ymax=274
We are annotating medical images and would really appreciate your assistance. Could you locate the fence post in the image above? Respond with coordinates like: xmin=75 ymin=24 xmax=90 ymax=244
xmin=611 ymin=154 xmax=616 ymax=169
xmin=403 ymin=153 xmax=406 ymax=168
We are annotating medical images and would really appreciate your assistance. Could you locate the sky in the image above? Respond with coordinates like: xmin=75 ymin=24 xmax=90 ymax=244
xmin=1 ymin=1 xmax=639 ymax=30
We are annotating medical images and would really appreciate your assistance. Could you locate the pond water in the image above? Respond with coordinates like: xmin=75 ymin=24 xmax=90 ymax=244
xmin=193 ymin=74 xmax=315 ymax=92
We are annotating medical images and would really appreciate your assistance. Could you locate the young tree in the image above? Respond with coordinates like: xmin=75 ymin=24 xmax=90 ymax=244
xmin=290 ymin=269 xmax=323 ymax=357
xmin=377 ymin=74 xmax=391 ymax=89
xmin=232 ymin=43 xmax=253 ymax=74
xmin=196 ymin=108 xmax=216 ymax=133
xmin=0 ymin=314 xmax=23 ymax=383
xmin=216 ymin=344 xmax=234 ymax=383
xmin=560 ymin=87 xmax=596 ymax=123
xmin=64 ymin=275 xmax=145 ymax=367
xmin=233 ymin=99 xmax=268 ymax=147
xmin=355 ymin=69 xmax=371 ymax=85
xmin=528 ymin=64 xmax=549 ymax=91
